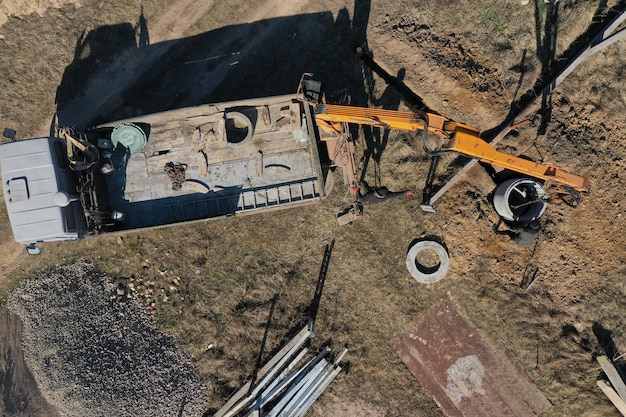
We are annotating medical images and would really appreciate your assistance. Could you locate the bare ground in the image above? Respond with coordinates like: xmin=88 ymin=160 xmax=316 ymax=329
xmin=1 ymin=1 xmax=626 ymax=417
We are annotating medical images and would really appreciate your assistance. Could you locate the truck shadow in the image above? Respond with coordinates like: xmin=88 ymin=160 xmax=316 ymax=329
xmin=55 ymin=1 xmax=372 ymax=130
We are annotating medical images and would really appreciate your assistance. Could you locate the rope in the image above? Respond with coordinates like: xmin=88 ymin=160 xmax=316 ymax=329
xmin=164 ymin=162 xmax=187 ymax=191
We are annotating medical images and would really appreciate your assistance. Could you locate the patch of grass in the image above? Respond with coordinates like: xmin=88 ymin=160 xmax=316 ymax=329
xmin=481 ymin=3 xmax=510 ymax=35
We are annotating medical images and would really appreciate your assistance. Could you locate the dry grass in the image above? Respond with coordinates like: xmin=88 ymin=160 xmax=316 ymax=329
xmin=1 ymin=1 xmax=626 ymax=416
xmin=0 ymin=0 xmax=176 ymax=138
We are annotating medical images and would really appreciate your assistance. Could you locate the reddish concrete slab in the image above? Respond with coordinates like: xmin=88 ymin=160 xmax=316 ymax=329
xmin=392 ymin=299 xmax=551 ymax=417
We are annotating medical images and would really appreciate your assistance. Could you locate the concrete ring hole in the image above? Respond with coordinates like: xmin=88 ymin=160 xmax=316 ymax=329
xmin=406 ymin=238 xmax=450 ymax=284
xmin=225 ymin=111 xmax=255 ymax=147
xmin=492 ymin=178 xmax=547 ymax=222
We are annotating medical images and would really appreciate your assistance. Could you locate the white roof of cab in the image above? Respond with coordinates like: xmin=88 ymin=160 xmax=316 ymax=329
xmin=0 ymin=137 xmax=68 ymax=244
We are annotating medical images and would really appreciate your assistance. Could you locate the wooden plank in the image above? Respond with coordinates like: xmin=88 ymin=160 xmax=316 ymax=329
xmin=597 ymin=379 xmax=626 ymax=416
xmin=587 ymin=26 xmax=626 ymax=56
xmin=547 ymin=10 xmax=626 ymax=95
xmin=597 ymin=355 xmax=626 ymax=401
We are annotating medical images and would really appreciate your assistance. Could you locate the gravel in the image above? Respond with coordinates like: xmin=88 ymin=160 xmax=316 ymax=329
xmin=7 ymin=260 xmax=209 ymax=417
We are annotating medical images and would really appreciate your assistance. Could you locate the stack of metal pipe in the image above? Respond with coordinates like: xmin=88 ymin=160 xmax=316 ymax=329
xmin=214 ymin=324 xmax=347 ymax=417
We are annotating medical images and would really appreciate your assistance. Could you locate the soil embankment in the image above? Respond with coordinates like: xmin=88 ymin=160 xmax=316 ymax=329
xmin=0 ymin=308 xmax=60 ymax=416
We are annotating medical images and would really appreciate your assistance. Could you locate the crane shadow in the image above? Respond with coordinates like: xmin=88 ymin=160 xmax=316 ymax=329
xmin=355 ymin=48 xmax=435 ymax=185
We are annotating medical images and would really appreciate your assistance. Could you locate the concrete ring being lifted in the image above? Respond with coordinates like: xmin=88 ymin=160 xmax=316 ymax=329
xmin=406 ymin=240 xmax=450 ymax=284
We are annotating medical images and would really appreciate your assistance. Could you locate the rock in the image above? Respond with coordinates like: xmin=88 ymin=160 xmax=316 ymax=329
xmin=6 ymin=260 xmax=209 ymax=417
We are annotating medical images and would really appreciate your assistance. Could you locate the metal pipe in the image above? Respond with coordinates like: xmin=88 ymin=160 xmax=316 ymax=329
xmin=218 ymin=326 xmax=312 ymax=417
xmin=293 ymin=366 xmax=342 ymax=417
xmin=256 ymin=347 xmax=330 ymax=410
xmin=280 ymin=361 xmax=335 ymax=417
xmin=248 ymin=348 xmax=309 ymax=411
xmin=267 ymin=359 xmax=328 ymax=417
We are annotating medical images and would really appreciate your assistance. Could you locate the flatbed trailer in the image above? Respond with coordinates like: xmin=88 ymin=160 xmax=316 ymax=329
xmin=1 ymin=94 xmax=330 ymax=246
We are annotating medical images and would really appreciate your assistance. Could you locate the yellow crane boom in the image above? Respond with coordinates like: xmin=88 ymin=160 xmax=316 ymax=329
xmin=314 ymin=103 xmax=591 ymax=194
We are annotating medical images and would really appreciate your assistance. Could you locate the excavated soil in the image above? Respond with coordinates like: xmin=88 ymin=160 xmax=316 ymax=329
xmin=370 ymin=14 xmax=511 ymax=125
xmin=370 ymin=10 xmax=626 ymax=311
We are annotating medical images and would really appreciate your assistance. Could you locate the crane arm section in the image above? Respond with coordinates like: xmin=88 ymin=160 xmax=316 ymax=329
xmin=314 ymin=104 xmax=590 ymax=193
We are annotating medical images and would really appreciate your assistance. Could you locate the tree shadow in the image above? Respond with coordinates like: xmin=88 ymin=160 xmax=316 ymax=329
xmin=55 ymin=1 xmax=372 ymax=130
xmin=560 ymin=324 xmax=593 ymax=352
xmin=509 ymin=48 xmax=529 ymax=103
xmin=592 ymin=322 xmax=626 ymax=380
xmin=481 ymin=0 xmax=626 ymax=141
xmin=247 ymin=293 xmax=279 ymax=394
xmin=535 ymin=0 xmax=559 ymax=135
xmin=307 ymin=240 xmax=334 ymax=334
xmin=593 ymin=322 xmax=622 ymax=360
xmin=137 ymin=5 xmax=150 ymax=48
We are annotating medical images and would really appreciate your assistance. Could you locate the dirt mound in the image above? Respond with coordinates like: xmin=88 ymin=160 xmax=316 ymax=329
xmin=380 ymin=15 xmax=505 ymax=96
xmin=371 ymin=13 xmax=510 ymax=126
xmin=6 ymin=260 xmax=209 ymax=417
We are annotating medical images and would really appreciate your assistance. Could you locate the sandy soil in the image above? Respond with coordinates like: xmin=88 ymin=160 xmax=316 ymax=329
xmin=0 ymin=0 xmax=82 ymax=28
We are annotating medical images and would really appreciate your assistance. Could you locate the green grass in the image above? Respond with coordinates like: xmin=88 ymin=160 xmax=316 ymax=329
xmin=481 ymin=3 xmax=511 ymax=35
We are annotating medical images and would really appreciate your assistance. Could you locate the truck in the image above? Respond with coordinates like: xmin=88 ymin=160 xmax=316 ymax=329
xmin=1 ymin=93 xmax=337 ymax=250
xmin=1 ymin=74 xmax=590 ymax=251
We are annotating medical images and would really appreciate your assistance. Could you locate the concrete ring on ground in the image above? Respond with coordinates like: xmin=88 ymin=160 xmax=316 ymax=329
xmin=406 ymin=240 xmax=450 ymax=284
xmin=492 ymin=178 xmax=547 ymax=222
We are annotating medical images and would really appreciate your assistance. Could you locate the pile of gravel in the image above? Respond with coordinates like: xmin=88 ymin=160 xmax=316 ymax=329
xmin=7 ymin=260 xmax=209 ymax=417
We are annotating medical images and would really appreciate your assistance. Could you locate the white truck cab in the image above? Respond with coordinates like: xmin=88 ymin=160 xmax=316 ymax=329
xmin=1 ymin=137 xmax=87 ymax=244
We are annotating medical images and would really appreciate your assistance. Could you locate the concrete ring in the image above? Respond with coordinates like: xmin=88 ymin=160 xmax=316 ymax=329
xmin=225 ymin=111 xmax=254 ymax=147
xmin=406 ymin=240 xmax=450 ymax=284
